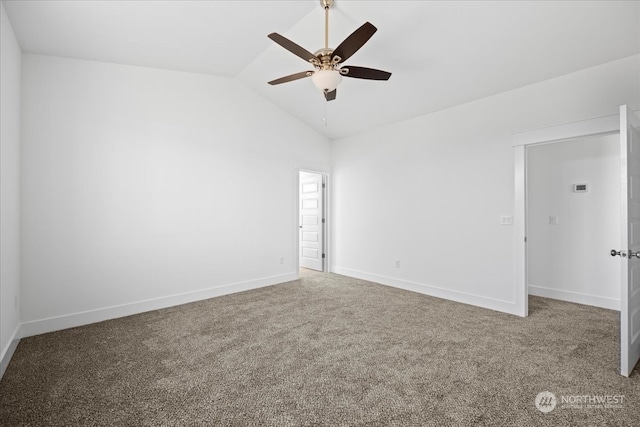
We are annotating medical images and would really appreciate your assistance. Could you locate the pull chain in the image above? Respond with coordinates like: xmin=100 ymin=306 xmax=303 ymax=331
xmin=322 ymin=0 xmax=332 ymax=127
xmin=323 ymin=96 xmax=328 ymax=127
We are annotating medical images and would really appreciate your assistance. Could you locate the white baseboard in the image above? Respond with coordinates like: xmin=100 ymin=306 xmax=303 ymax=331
xmin=19 ymin=272 xmax=298 ymax=339
xmin=528 ymin=284 xmax=620 ymax=310
xmin=333 ymin=266 xmax=519 ymax=315
xmin=1 ymin=325 xmax=21 ymax=379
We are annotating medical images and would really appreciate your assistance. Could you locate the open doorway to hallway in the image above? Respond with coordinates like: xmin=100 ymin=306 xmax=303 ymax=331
xmin=527 ymin=134 xmax=621 ymax=310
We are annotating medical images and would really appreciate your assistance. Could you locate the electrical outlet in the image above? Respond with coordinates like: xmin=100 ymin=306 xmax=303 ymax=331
xmin=500 ymin=215 xmax=513 ymax=225
xmin=395 ymin=260 xmax=401 ymax=268
xmin=549 ymin=216 xmax=558 ymax=225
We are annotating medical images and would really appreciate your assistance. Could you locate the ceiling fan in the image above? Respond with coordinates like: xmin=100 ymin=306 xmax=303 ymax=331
xmin=267 ymin=0 xmax=391 ymax=102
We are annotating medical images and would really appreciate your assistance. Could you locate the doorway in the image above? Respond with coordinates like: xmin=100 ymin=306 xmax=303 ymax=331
xmin=526 ymin=134 xmax=621 ymax=310
xmin=513 ymin=113 xmax=621 ymax=317
xmin=513 ymin=106 xmax=640 ymax=376
xmin=299 ymin=170 xmax=327 ymax=272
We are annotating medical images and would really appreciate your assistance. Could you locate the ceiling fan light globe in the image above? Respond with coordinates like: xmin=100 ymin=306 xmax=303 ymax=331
xmin=311 ymin=70 xmax=342 ymax=92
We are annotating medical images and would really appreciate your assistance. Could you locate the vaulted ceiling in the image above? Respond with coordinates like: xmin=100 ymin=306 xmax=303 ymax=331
xmin=4 ymin=0 xmax=639 ymax=140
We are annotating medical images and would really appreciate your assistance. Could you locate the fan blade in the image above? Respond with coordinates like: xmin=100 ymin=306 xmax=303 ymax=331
xmin=268 ymin=33 xmax=318 ymax=63
xmin=268 ymin=71 xmax=313 ymax=86
xmin=331 ymin=22 xmax=377 ymax=63
xmin=342 ymin=66 xmax=391 ymax=81
xmin=324 ymin=89 xmax=337 ymax=101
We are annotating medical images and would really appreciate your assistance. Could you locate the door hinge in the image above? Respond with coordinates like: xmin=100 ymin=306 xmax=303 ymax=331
xmin=322 ymin=218 xmax=325 ymax=223
xmin=322 ymin=253 xmax=325 ymax=258
xmin=322 ymin=183 xmax=326 ymax=188
xmin=524 ymin=236 xmax=527 ymax=243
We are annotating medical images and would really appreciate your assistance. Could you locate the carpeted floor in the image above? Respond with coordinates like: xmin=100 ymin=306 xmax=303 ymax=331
xmin=1 ymin=269 xmax=639 ymax=426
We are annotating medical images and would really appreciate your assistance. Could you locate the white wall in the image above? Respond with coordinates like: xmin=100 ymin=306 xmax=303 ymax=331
xmin=0 ymin=2 xmax=22 ymax=375
xmin=527 ymin=135 xmax=620 ymax=309
xmin=20 ymin=54 xmax=331 ymax=335
xmin=331 ymin=55 xmax=640 ymax=315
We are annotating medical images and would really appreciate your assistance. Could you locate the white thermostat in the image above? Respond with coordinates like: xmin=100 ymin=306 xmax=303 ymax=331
xmin=573 ymin=183 xmax=588 ymax=193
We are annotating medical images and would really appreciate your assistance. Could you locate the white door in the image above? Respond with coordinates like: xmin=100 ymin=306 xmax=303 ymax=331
xmin=618 ymin=105 xmax=640 ymax=377
xmin=299 ymin=172 xmax=324 ymax=271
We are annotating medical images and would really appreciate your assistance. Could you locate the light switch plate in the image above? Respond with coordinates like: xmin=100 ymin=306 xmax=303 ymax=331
xmin=500 ymin=216 xmax=513 ymax=225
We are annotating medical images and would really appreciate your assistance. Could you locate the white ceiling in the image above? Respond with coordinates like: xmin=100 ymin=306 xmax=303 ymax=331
xmin=4 ymin=0 xmax=640 ymax=140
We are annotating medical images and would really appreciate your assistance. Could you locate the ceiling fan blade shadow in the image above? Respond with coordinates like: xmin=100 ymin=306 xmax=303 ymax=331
xmin=268 ymin=33 xmax=317 ymax=63
xmin=324 ymin=89 xmax=337 ymax=101
xmin=268 ymin=71 xmax=313 ymax=86
xmin=331 ymin=22 xmax=377 ymax=64
xmin=342 ymin=66 xmax=391 ymax=81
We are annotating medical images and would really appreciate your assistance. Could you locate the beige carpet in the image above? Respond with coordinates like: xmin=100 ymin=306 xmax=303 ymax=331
xmin=1 ymin=269 xmax=639 ymax=426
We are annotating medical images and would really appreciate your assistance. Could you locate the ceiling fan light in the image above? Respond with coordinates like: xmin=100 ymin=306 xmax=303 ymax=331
xmin=311 ymin=69 xmax=342 ymax=92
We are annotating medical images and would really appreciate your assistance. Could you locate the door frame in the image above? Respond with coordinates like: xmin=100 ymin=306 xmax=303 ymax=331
xmin=513 ymin=113 xmax=621 ymax=317
xmin=296 ymin=169 xmax=330 ymax=273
